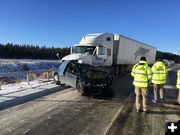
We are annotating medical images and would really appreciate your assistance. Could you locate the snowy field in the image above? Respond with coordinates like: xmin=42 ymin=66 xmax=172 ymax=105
xmin=0 ymin=59 xmax=61 ymax=73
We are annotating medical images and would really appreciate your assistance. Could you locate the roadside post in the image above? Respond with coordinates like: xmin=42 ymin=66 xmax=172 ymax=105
xmin=47 ymin=72 xmax=49 ymax=81
xmin=26 ymin=74 xmax=30 ymax=85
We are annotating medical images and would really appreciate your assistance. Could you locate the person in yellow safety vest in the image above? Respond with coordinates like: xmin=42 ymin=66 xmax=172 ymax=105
xmin=131 ymin=56 xmax=152 ymax=114
xmin=176 ymin=70 xmax=180 ymax=105
xmin=151 ymin=57 xmax=167 ymax=103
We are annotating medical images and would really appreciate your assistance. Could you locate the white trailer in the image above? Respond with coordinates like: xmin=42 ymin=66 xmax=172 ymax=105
xmin=113 ymin=35 xmax=156 ymax=65
xmin=62 ymin=33 xmax=156 ymax=75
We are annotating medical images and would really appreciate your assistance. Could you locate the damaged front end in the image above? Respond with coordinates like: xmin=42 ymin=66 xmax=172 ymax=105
xmin=82 ymin=70 xmax=112 ymax=93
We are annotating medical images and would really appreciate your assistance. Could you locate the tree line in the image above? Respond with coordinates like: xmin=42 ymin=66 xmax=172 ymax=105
xmin=156 ymin=51 xmax=180 ymax=62
xmin=0 ymin=43 xmax=70 ymax=59
xmin=0 ymin=43 xmax=179 ymax=62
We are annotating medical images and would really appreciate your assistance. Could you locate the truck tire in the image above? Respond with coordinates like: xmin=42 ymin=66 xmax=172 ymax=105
xmin=54 ymin=73 xmax=60 ymax=85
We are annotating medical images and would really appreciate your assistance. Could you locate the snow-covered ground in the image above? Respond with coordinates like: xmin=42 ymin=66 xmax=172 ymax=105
xmin=0 ymin=79 xmax=57 ymax=103
xmin=0 ymin=80 xmax=52 ymax=95
xmin=0 ymin=59 xmax=61 ymax=104
xmin=0 ymin=59 xmax=61 ymax=73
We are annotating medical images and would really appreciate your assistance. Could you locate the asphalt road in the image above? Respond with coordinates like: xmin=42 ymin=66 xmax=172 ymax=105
xmin=0 ymin=74 xmax=133 ymax=135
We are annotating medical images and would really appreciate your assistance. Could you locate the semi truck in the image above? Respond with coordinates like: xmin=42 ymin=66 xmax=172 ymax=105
xmin=62 ymin=33 xmax=157 ymax=75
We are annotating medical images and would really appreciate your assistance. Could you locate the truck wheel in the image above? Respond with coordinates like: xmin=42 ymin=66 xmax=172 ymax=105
xmin=77 ymin=81 xmax=85 ymax=96
xmin=54 ymin=73 xmax=60 ymax=85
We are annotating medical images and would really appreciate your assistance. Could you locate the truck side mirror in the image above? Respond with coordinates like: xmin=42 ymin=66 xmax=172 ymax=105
xmin=56 ymin=53 xmax=59 ymax=57
xmin=70 ymin=47 xmax=73 ymax=54
xmin=96 ymin=46 xmax=99 ymax=55
xmin=56 ymin=53 xmax=61 ymax=60
xmin=93 ymin=47 xmax=98 ymax=56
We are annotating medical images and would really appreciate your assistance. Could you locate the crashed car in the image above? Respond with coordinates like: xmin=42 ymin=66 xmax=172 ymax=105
xmin=54 ymin=60 xmax=112 ymax=95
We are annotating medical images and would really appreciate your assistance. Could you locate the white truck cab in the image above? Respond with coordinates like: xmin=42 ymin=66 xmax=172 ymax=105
xmin=62 ymin=33 xmax=115 ymax=66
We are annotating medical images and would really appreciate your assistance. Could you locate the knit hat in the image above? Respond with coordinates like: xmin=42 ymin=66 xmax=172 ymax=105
xmin=140 ymin=56 xmax=146 ymax=61
xmin=157 ymin=57 xmax=163 ymax=61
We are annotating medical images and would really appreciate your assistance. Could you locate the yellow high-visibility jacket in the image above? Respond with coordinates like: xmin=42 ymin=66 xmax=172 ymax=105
xmin=131 ymin=60 xmax=152 ymax=88
xmin=177 ymin=70 xmax=180 ymax=89
xmin=151 ymin=61 xmax=167 ymax=84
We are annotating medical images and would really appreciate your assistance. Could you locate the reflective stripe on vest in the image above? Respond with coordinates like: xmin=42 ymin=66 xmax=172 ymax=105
xmin=152 ymin=79 xmax=166 ymax=82
xmin=134 ymin=80 xmax=148 ymax=83
xmin=152 ymin=73 xmax=166 ymax=74
xmin=132 ymin=72 xmax=147 ymax=76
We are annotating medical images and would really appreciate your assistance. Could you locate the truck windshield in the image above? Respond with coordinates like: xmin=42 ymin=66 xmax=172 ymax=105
xmin=72 ymin=46 xmax=96 ymax=55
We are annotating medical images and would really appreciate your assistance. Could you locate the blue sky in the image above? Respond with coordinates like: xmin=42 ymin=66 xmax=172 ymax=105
xmin=0 ymin=0 xmax=179 ymax=53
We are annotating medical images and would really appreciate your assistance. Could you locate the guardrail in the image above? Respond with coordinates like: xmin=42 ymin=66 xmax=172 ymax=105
xmin=0 ymin=69 xmax=55 ymax=90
